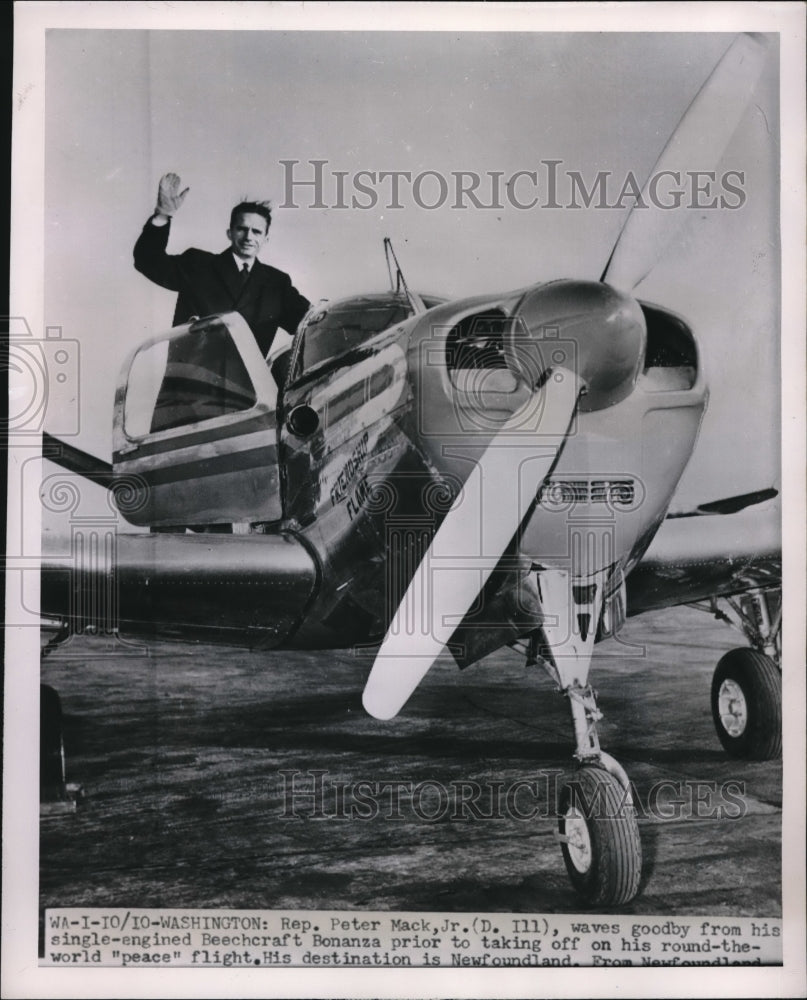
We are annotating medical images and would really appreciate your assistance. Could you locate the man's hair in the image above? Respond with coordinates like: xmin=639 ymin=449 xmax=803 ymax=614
xmin=229 ymin=200 xmax=272 ymax=232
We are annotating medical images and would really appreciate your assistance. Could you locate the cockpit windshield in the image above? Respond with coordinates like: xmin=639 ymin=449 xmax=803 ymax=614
xmin=301 ymin=295 xmax=410 ymax=373
xmin=291 ymin=292 xmax=444 ymax=381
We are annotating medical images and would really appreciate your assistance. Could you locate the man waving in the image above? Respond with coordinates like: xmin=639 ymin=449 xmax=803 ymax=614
xmin=134 ymin=173 xmax=310 ymax=357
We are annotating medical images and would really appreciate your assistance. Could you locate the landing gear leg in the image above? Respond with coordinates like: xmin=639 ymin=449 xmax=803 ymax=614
xmin=533 ymin=568 xmax=642 ymax=906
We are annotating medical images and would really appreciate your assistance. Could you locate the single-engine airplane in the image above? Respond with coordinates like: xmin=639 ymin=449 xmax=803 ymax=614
xmin=39 ymin=33 xmax=781 ymax=906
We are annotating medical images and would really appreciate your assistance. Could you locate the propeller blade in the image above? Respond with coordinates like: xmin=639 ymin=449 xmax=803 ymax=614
xmin=362 ymin=367 xmax=583 ymax=720
xmin=601 ymin=33 xmax=767 ymax=291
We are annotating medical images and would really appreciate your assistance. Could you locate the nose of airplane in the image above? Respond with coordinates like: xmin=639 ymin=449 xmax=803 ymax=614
xmin=504 ymin=279 xmax=646 ymax=412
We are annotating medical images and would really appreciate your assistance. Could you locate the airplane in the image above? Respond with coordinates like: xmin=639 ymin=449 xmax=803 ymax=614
xmin=37 ymin=33 xmax=780 ymax=906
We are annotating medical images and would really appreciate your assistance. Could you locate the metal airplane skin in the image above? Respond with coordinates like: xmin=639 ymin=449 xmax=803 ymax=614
xmin=40 ymin=34 xmax=781 ymax=906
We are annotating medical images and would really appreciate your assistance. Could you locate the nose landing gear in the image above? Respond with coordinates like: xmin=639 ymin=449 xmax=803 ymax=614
xmin=527 ymin=567 xmax=643 ymax=906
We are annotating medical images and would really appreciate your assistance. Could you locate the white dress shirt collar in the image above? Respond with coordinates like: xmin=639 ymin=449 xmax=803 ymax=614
xmin=232 ymin=254 xmax=255 ymax=272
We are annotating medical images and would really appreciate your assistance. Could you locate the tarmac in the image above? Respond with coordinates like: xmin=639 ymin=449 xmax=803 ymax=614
xmin=39 ymin=604 xmax=782 ymax=944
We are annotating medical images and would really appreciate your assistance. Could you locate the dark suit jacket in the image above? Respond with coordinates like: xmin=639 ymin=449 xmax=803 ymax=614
xmin=134 ymin=218 xmax=310 ymax=356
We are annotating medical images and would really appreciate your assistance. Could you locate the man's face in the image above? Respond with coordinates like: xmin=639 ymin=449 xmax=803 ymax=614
xmin=227 ymin=212 xmax=269 ymax=261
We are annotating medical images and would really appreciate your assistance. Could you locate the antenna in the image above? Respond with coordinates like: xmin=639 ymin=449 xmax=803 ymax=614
xmin=383 ymin=238 xmax=426 ymax=315
xmin=384 ymin=238 xmax=396 ymax=293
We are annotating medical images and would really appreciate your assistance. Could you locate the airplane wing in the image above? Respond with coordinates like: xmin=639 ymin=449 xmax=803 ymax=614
xmin=625 ymin=491 xmax=781 ymax=615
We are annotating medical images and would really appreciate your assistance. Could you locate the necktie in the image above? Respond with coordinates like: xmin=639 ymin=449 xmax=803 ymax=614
xmin=239 ymin=262 xmax=250 ymax=287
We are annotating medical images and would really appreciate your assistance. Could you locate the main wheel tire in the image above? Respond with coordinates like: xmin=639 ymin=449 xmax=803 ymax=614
xmin=711 ymin=648 xmax=782 ymax=759
xmin=558 ymin=766 xmax=642 ymax=906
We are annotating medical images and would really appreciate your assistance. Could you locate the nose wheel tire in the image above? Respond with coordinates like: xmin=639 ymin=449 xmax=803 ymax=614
xmin=711 ymin=648 xmax=782 ymax=760
xmin=558 ymin=765 xmax=642 ymax=906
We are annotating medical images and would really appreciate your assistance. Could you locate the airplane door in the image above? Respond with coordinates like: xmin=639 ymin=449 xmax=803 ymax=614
xmin=112 ymin=313 xmax=282 ymax=528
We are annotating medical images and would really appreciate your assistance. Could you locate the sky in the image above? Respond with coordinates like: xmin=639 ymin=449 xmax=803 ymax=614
xmin=40 ymin=26 xmax=780 ymax=508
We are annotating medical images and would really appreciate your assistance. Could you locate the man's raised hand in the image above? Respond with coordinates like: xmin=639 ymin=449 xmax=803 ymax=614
xmin=156 ymin=173 xmax=190 ymax=217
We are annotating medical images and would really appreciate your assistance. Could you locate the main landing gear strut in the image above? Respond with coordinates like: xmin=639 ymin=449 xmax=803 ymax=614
xmin=521 ymin=567 xmax=642 ymax=907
